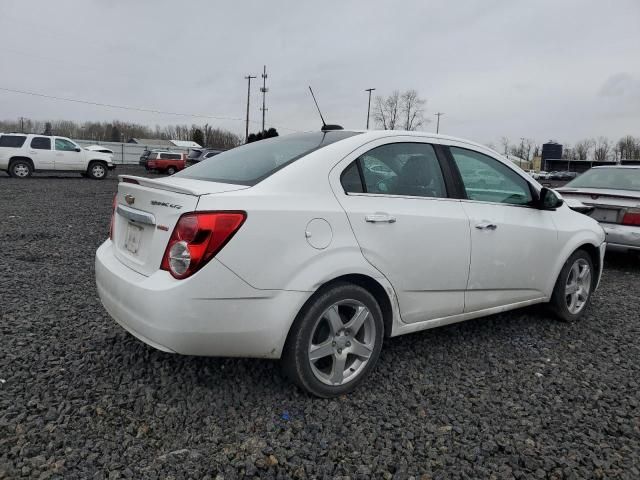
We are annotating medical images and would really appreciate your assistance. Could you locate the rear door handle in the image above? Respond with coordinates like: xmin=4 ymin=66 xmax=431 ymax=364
xmin=365 ymin=213 xmax=396 ymax=224
xmin=475 ymin=221 xmax=497 ymax=230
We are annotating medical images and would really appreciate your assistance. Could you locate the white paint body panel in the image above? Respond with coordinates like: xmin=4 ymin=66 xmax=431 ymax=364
xmin=95 ymin=130 xmax=606 ymax=358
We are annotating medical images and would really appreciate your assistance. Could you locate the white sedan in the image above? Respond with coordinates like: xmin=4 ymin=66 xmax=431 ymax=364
xmin=96 ymin=129 xmax=606 ymax=397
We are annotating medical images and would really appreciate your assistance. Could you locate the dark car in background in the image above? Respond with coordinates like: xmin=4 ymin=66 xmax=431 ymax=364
xmin=552 ymin=171 xmax=579 ymax=181
xmin=186 ymin=148 xmax=223 ymax=167
xmin=139 ymin=149 xmax=153 ymax=167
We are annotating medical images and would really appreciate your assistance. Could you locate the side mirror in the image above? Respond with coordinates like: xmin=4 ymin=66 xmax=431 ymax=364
xmin=74 ymin=147 xmax=82 ymax=152
xmin=538 ymin=187 xmax=564 ymax=210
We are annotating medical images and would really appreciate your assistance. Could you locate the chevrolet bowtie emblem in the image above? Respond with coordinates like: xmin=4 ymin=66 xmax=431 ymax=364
xmin=125 ymin=194 xmax=135 ymax=205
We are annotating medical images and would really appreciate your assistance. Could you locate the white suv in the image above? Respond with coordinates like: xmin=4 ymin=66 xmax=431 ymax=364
xmin=0 ymin=133 xmax=115 ymax=179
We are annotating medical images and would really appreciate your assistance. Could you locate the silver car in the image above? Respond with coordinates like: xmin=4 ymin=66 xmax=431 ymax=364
xmin=558 ymin=166 xmax=640 ymax=251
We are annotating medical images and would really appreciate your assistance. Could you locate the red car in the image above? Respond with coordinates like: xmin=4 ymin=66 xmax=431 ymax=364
xmin=145 ymin=151 xmax=187 ymax=175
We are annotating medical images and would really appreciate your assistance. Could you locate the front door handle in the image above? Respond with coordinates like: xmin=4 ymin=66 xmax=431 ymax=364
xmin=475 ymin=221 xmax=497 ymax=230
xmin=365 ymin=213 xmax=396 ymax=224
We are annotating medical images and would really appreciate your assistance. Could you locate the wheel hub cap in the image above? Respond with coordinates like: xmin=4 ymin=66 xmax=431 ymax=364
xmin=308 ymin=300 xmax=376 ymax=386
xmin=565 ymin=258 xmax=591 ymax=315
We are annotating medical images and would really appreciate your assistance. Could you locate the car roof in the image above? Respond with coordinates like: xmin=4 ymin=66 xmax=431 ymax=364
xmin=331 ymin=129 xmax=509 ymax=161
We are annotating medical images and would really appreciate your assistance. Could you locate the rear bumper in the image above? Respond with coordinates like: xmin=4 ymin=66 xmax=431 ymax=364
xmin=601 ymin=223 xmax=640 ymax=250
xmin=95 ymin=240 xmax=311 ymax=358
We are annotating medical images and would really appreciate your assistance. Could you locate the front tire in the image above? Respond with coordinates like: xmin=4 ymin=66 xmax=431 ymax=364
xmin=282 ymin=283 xmax=384 ymax=397
xmin=166 ymin=166 xmax=176 ymax=175
xmin=550 ymin=250 xmax=594 ymax=322
xmin=9 ymin=159 xmax=33 ymax=178
xmin=87 ymin=161 xmax=107 ymax=180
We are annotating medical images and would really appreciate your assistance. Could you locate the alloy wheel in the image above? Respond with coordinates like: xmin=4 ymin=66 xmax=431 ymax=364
xmin=308 ymin=299 xmax=376 ymax=386
xmin=13 ymin=164 xmax=30 ymax=177
xmin=92 ymin=164 xmax=106 ymax=178
xmin=565 ymin=258 xmax=591 ymax=314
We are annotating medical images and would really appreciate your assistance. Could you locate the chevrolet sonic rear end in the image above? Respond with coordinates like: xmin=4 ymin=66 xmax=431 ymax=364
xmin=96 ymin=130 xmax=606 ymax=397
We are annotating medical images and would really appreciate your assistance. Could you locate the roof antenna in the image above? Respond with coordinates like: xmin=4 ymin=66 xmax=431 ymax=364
xmin=308 ymin=86 xmax=343 ymax=131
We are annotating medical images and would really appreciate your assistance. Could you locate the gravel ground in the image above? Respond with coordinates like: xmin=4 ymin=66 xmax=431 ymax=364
xmin=1 ymin=169 xmax=639 ymax=479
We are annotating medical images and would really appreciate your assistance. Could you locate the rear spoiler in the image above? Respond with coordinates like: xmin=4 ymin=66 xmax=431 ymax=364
xmin=118 ymin=175 xmax=200 ymax=196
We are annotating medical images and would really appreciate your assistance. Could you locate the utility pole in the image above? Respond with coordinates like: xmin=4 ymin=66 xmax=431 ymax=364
xmin=20 ymin=117 xmax=24 ymax=133
xmin=435 ymin=112 xmax=444 ymax=134
xmin=260 ymin=65 xmax=268 ymax=133
xmin=520 ymin=137 xmax=525 ymax=161
xmin=244 ymin=74 xmax=256 ymax=143
xmin=365 ymin=88 xmax=375 ymax=129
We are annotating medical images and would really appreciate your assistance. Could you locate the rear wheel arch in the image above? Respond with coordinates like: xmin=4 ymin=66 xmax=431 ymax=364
xmin=9 ymin=156 xmax=34 ymax=170
xmin=288 ymin=273 xmax=394 ymax=342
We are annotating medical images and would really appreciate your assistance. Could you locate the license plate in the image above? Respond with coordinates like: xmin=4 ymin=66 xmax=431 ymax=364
xmin=124 ymin=222 xmax=143 ymax=254
xmin=592 ymin=208 xmax=619 ymax=223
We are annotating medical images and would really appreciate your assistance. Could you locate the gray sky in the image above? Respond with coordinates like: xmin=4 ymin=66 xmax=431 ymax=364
xmin=1 ymin=0 xmax=639 ymax=147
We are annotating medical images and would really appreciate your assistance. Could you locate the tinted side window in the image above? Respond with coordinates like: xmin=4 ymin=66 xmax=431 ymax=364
xmin=344 ymin=143 xmax=447 ymax=198
xmin=31 ymin=137 xmax=51 ymax=150
xmin=0 ymin=135 xmax=27 ymax=148
xmin=449 ymin=147 xmax=532 ymax=205
xmin=160 ymin=153 xmax=182 ymax=160
xmin=55 ymin=138 xmax=77 ymax=151
xmin=341 ymin=161 xmax=364 ymax=193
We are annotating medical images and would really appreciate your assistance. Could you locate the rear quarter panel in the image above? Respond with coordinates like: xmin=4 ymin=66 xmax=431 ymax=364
xmin=197 ymin=188 xmax=385 ymax=292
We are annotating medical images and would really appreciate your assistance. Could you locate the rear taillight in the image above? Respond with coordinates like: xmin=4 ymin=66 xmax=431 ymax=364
xmin=160 ymin=211 xmax=246 ymax=279
xmin=622 ymin=209 xmax=640 ymax=226
xmin=109 ymin=194 xmax=117 ymax=240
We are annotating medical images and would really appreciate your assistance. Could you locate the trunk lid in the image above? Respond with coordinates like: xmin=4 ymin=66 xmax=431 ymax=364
xmin=112 ymin=175 xmax=248 ymax=276
xmin=558 ymin=188 xmax=640 ymax=224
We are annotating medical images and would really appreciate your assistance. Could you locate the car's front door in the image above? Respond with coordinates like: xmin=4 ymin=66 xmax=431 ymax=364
xmin=333 ymin=140 xmax=471 ymax=323
xmin=54 ymin=138 xmax=84 ymax=171
xmin=27 ymin=136 xmax=55 ymax=170
xmin=447 ymin=146 xmax=559 ymax=311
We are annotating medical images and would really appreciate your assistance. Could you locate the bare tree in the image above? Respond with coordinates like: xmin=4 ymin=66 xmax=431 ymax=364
xmin=574 ymin=139 xmax=594 ymax=161
xmin=500 ymin=136 xmax=510 ymax=155
xmin=400 ymin=90 xmax=427 ymax=130
xmin=373 ymin=90 xmax=400 ymax=130
xmin=617 ymin=135 xmax=639 ymax=161
xmin=593 ymin=136 xmax=612 ymax=162
xmin=562 ymin=145 xmax=577 ymax=161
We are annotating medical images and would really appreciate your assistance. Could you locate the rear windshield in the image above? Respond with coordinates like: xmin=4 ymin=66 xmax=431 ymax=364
xmin=565 ymin=168 xmax=640 ymax=192
xmin=176 ymin=131 xmax=361 ymax=185
xmin=0 ymin=135 xmax=27 ymax=148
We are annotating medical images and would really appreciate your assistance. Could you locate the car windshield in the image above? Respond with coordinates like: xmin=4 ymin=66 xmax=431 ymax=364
xmin=565 ymin=168 xmax=640 ymax=192
xmin=176 ymin=131 xmax=361 ymax=185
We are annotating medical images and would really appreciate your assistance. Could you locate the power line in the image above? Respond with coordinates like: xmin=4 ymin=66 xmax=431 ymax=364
xmin=0 ymin=86 xmax=299 ymax=132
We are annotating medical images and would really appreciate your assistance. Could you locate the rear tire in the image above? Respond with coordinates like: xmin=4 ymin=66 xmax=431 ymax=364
xmin=550 ymin=250 xmax=594 ymax=322
xmin=87 ymin=161 xmax=107 ymax=180
xmin=282 ymin=282 xmax=384 ymax=397
xmin=166 ymin=166 xmax=176 ymax=175
xmin=9 ymin=159 xmax=33 ymax=178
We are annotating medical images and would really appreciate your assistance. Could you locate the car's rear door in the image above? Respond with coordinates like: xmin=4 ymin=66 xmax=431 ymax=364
xmin=446 ymin=145 xmax=559 ymax=311
xmin=27 ymin=136 xmax=55 ymax=169
xmin=331 ymin=138 xmax=470 ymax=323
